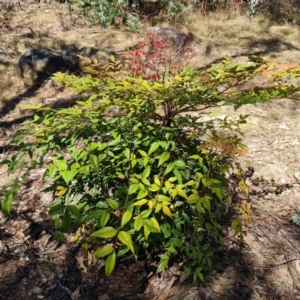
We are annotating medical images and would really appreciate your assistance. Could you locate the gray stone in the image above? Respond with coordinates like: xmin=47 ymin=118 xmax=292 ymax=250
xmin=17 ymin=48 xmax=69 ymax=85
xmin=150 ymin=27 xmax=194 ymax=49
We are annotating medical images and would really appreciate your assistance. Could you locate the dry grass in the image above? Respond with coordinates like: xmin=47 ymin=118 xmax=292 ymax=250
xmin=187 ymin=11 xmax=300 ymax=64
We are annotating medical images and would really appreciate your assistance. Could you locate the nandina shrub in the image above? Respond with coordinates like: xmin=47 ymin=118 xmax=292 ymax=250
xmin=125 ymin=29 xmax=194 ymax=82
xmin=1 ymin=56 xmax=300 ymax=281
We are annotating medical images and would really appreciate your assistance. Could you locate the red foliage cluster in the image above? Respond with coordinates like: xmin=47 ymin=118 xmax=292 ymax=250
xmin=126 ymin=30 xmax=194 ymax=82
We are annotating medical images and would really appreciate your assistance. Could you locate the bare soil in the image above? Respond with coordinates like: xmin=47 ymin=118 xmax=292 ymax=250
xmin=1 ymin=2 xmax=300 ymax=299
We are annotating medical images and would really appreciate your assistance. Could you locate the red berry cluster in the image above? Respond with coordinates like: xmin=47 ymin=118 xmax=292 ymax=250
xmin=126 ymin=30 xmax=194 ymax=82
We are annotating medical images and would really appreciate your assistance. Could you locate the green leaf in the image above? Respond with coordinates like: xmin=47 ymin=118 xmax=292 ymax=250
xmin=105 ymin=251 xmax=116 ymax=277
xmin=157 ymin=195 xmax=171 ymax=202
xmin=202 ymin=196 xmax=211 ymax=212
xmin=117 ymin=246 xmax=130 ymax=257
xmin=49 ymin=203 xmax=65 ymax=216
xmin=99 ymin=153 xmax=107 ymax=161
xmin=121 ymin=211 xmax=132 ymax=228
xmin=158 ymin=254 xmax=169 ymax=260
xmin=138 ymin=183 xmax=145 ymax=191
xmin=155 ymin=202 xmax=161 ymax=213
xmin=173 ymin=167 xmax=182 ymax=184
xmin=91 ymin=227 xmax=117 ymax=238
xmin=158 ymin=152 xmax=170 ymax=167
xmin=100 ymin=211 xmax=110 ymax=227
xmin=168 ymin=177 xmax=177 ymax=182
xmin=176 ymin=187 xmax=188 ymax=200
xmin=94 ymin=245 xmax=114 ymax=258
xmin=182 ymin=212 xmax=191 ymax=223
xmin=139 ymin=209 xmax=152 ymax=219
xmin=206 ymin=256 xmax=212 ymax=266
xmin=183 ymin=266 xmax=191 ymax=277
xmin=144 ymin=225 xmax=150 ymax=240
xmin=67 ymin=205 xmax=81 ymax=219
xmin=212 ymin=187 xmax=223 ymax=200
xmin=62 ymin=209 xmax=71 ymax=233
xmin=154 ymin=178 xmax=161 ymax=186
xmin=165 ymin=163 xmax=174 ymax=175
xmin=131 ymin=159 xmax=137 ymax=168
xmin=161 ymin=223 xmax=171 ymax=238
xmin=150 ymin=217 xmax=160 ymax=232
xmin=166 ymin=246 xmax=176 ymax=253
xmin=76 ymin=150 xmax=89 ymax=161
xmin=143 ymin=157 xmax=149 ymax=167
xmin=201 ymin=243 xmax=210 ymax=251
xmin=148 ymin=184 xmax=160 ymax=192
xmin=55 ymin=185 xmax=68 ymax=197
xmin=80 ymin=165 xmax=90 ymax=175
xmin=143 ymin=219 xmax=159 ymax=233
xmin=85 ymin=209 xmax=104 ymax=220
xmin=0 ymin=159 xmax=11 ymax=166
xmin=109 ymin=137 xmax=121 ymax=146
xmin=106 ymin=199 xmax=119 ymax=210
xmin=47 ymin=165 xmax=58 ymax=179
xmin=141 ymin=178 xmax=151 ymax=186
xmin=132 ymin=199 xmax=148 ymax=206
xmin=117 ymin=172 xmax=126 ymax=179
xmin=171 ymin=238 xmax=182 ymax=247
xmin=138 ymin=150 xmax=148 ymax=157
xmin=196 ymin=201 xmax=205 ymax=214
xmin=162 ymin=204 xmax=172 ymax=218
xmin=202 ymin=177 xmax=211 ymax=187
xmin=118 ymin=231 xmax=134 ymax=253
xmin=87 ymin=142 xmax=99 ymax=152
xmin=165 ymin=180 xmax=171 ymax=191
xmin=134 ymin=217 xmax=143 ymax=231
xmin=196 ymin=271 xmax=204 ymax=282
xmin=130 ymin=178 xmax=139 ymax=183
xmin=142 ymin=165 xmax=151 ymax=179
xmin=173 ymin=160 xmax=186 ymax=168
xmin=107 ymin=151 xmax=115 ymax=157
xmin=137 ymin=189 xmax=148 ymax=199
xmin=55 ymin=160 xmax=68 ymax=171
xmin=187 ymin=193 xmax=199 ymax=203
xmin=156 ymin=259 xmax=169 ymax=273
xmin=128 ymin=183 xmax=139 ymax=195
xmin=54 ymin=231 xmax=66 ymax=243
xmin=95 ymin=202 xmax=108 ymax=210
xmin=148 ymin=142 xmax=160 ymax=155
xmin=123 ymin=148 xmax=130 ymax=160
xmin=89 ymin=154 xmax=99 ymax=174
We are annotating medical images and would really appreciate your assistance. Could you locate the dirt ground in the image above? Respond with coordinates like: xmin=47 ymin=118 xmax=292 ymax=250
xmin=1 ymin=1 xmax=300 ymax=299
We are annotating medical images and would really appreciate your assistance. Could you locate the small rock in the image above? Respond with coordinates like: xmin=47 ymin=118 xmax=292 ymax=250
xmin=18 ymin=48 xmax=70 ymax=85
xmin=41 ymin=277 xmax=48 ymax=284
xmin=31 ymin=287 xmax=43 ymax=294
xmin=150 ymin=27 xmax=194 ymax=49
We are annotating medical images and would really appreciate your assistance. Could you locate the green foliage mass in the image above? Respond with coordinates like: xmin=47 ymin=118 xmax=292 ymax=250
xmin=69 ymin=0 xmax=279 ymax=28
xmin=71 ymin=0 xmax=194 ymax=27
xmin=1 ymin=55 xmax=300 ymax=281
